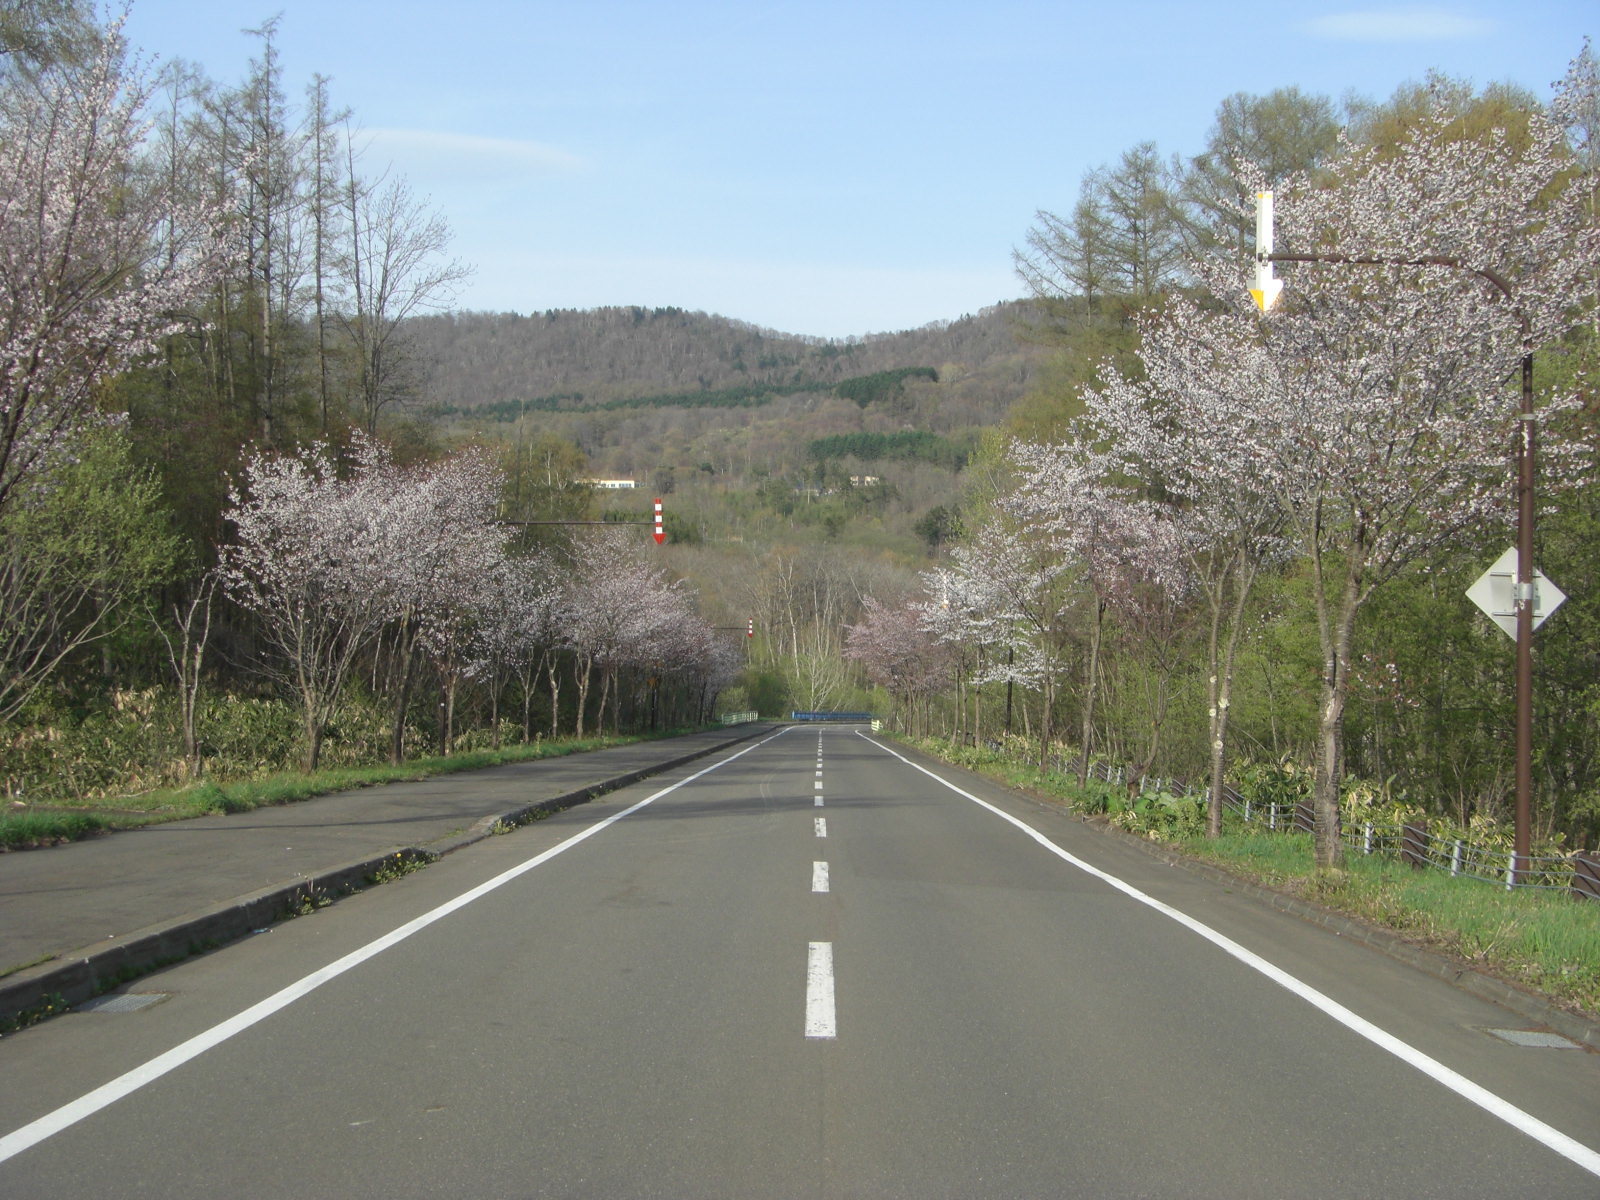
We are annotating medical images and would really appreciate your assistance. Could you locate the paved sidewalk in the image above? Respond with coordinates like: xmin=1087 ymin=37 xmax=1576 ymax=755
xmin=0 ymin=725 xmax=773 ymax=1025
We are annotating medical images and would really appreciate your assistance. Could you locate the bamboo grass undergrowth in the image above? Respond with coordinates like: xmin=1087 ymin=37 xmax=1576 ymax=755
xmin=0 ymin=728 xmax=694 ymax=850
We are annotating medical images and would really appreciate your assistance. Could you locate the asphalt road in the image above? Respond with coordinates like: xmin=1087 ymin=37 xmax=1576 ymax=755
xmin=1 ymin=726 xmax=1596 ymax=1198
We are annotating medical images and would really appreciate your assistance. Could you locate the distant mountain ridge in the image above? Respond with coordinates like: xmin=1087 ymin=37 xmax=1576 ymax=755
xmin=409 ymin=302 xmax=1041 ymax=412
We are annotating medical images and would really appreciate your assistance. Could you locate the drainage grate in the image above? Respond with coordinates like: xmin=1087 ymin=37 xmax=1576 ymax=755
xmin=1482 ymin=1027 xmax=1581 ymax=1049
xmin=77 ymin=993 xmax=169 ymax=1015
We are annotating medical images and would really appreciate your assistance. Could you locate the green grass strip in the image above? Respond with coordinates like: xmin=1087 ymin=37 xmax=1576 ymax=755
xmin=1176 ymin=830 xmax=1600 ymax=1017
xmin=0 ymin=729 xmax=695 ymax=850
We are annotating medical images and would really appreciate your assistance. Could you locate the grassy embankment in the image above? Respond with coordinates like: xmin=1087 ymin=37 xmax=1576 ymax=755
xmin=904 ymin=734 xmax=1600 ymax=1022
xmin=0 ymin=731 xmax=677 ymax=851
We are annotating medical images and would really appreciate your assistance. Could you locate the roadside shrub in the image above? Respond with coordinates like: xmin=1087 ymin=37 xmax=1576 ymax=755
xmin=1 ymin=688 xmax=418 ymax=804
xmin=1111 ymin=790 xmax=1206 ymax=839
xmin=1233 ymin=758 xmax=1312 ymax=814
xmin=4 ymin=689 xmax=188 ymax=802
xmin=450 ymin=721 xmax=524 ymax=753
xmin=195 ymin=693 xmax=301 ymax=778
xmin=1073 ymin=779 xmax=1120 ymax=815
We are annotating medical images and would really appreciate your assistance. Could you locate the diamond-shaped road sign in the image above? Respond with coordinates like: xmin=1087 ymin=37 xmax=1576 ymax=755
xmin=1466 ymin=547 xmax=1567 ymax=641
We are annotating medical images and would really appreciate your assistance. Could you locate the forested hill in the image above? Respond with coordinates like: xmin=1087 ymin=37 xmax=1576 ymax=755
xmin=407 ymin=302 xmax=1043 ymax=412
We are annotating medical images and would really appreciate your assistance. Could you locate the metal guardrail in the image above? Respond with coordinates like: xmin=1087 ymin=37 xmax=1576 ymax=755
xmin=1034 ymin=749 xmax=1599 ymax=902
xmin=717 ymin=711 xmax=759 ymax=725
xmin=790 ymin=711 xmax=875 ymax=722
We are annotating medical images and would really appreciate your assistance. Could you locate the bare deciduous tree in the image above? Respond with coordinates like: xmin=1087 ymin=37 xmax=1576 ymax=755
xmin=341 ymin=146 xmax=470 ymax=433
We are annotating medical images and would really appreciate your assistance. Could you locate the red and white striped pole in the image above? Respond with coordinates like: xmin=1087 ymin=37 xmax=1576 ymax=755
xmin=653 ymin=498 xmax=665 ymax=545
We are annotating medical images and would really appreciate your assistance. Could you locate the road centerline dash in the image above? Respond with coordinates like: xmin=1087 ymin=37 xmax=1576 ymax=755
xmin=805 ymin=941 xmax=836 ymax=1038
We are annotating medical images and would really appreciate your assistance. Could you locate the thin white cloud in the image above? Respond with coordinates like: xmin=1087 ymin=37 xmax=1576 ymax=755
xmin=1304 ymin=8 xmax=1497 ymax=42
xmin=361 ymin=128 xmax=587 ymax=173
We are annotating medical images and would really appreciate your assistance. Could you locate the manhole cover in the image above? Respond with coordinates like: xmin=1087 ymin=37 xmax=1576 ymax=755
xmin=77 ymin=993 xmax=169 ymax=1015
xmin=1483 ymin=1027 xmax=1581 ymax=1049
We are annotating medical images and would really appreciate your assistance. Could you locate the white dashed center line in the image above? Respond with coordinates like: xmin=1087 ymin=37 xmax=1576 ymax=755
xmin=805 ymin=942 xmax=836 ymax=1038
xmin=808 ymin=740 xmax=835 ymax=1041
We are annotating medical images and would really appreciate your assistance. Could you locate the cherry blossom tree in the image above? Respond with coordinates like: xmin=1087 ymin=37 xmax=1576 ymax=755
xmin=619 ymin=580 xmax=716 ymax=731
xmin=1005 ymin=437 xmax=1195 ymax=781
xmin=1552 ymin=39 xmax=1599 ymax=337
xmin=845 ymin=595 xmax=954 ymax=735
xmin=604 ymin=553 xmax=730 ymax=733
xmin=1099 ymin=85 xmax=1599 ymax=867
xmin=369 ymin=445 xmax=507 ymax=760
xmin=560 ymin=529 xmax=687 ymax=737
xmin=0 ymin=16 xmax=231 ymax=516
xmin=940 ymin=515 xmax=1075 ymax=759
xmin=691 ymin=625 xmax=745 ymax=726
xmin=467 ymin=551 xmax=563 ymax=744
xmin=921 ymin=525 xmax=1054 ymax=744
xmin=1082 ymin=300 xmax=1290 ymax=834
xmin=1098 ymin=505 xmax=1198 ymax=792
xmin=915 ymin=565 xmax=995 ymax=742
xmin=221 ymin=436 xmax=395 ymax=771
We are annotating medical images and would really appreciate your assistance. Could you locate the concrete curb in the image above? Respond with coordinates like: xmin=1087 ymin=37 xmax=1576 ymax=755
xmin=885 ymin=736 xmax=1600 ymax=1055
xmin=0 ymin=725 xmax=771 ymax=1029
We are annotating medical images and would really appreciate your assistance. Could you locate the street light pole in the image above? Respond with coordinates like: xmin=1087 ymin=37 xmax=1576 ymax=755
xmin=1515 ymin=347 xmax=1535 ymax=883
xmin=1255 ymin=196 xmax=1537 ymax=881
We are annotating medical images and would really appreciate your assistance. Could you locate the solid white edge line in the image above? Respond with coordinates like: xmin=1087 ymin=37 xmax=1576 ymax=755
xmin=805 ymin=941 xmax=836 ymax=1038
xmin=0 ymin=730 xmax=790 ymax=1167
xmin=857 ymin=731 xmax=1600 ymax=1181
xmin=812 ymin=861 xmax=830 ymax=893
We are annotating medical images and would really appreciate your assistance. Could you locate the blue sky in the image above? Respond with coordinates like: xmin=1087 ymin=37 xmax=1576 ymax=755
xmin=122 ymin=2 xmax=1593 ymax=339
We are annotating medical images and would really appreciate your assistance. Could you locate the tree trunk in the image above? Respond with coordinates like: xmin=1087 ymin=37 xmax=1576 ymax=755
xmin=1313 ymin=667 xmax=1347 ymax=868
xmin=546 ymin=656 xmax=563 ymax=738
xmin=1310 ymin=548 xmax=1363 ymax=870
xmin=1207 ymin=550 xmax=1260 ymax=838
xmin=439 ymin=672 xmax=457 ymax=756
xmin=1077 ymin=599 xmax=1105 ymax=786
xmin=1004 ymin=646 xmax=1014 ymax=734
xmin=1131 ymin=668 xmax=1172 ymax=799
xmin=389 ymin=634 xmax=419 ymax=765
xmin=574 ymin=657 xmax=593 ymax=738
xmin=302 ymin=716 xmax=323 ymax=774
xmin=597 ymin=668 xmax=612 ymax=736
xmin=1038 ymin=644 xmax=1055 ymax=769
